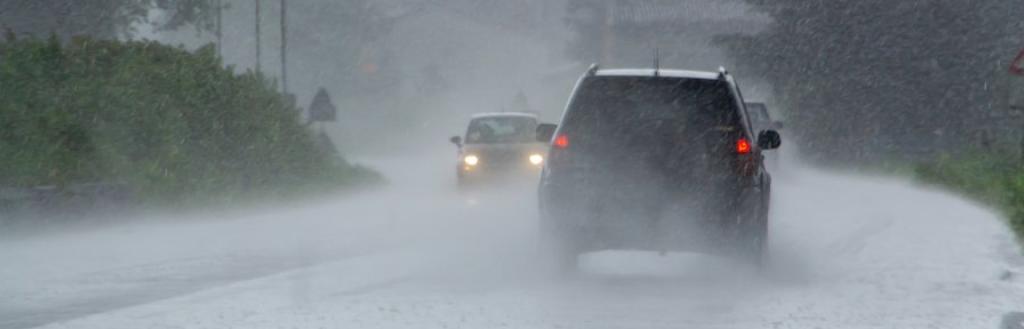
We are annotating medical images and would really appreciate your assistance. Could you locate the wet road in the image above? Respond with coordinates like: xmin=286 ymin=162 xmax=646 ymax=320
xmin=2 ymin=155 xmax=1023 ymax=329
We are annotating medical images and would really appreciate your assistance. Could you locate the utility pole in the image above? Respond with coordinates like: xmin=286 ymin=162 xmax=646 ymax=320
xmin=215 ymin=0 xmax=223 ymax=57
xmin=255 ymin=0 xmax=261 ymax=73
xmin=280 ymin=0 xmax=288 ymax=93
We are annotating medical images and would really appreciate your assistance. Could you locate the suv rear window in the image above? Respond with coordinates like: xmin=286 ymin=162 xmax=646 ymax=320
xmin=561 ymin=76 xmax=742 ymax=148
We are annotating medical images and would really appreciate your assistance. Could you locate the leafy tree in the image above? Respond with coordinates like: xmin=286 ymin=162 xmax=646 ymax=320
xmin=0 ymin=36 xmax=377 ymax=202
xmin=0 ymin=0 xmax=214 ymax=39
xmin=717 ymin=0 xmax=1024 ymax=162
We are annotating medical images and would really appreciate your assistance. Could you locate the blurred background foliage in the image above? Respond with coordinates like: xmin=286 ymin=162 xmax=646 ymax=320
xmin=0 ymin=0 xmax=215 ymax=40
xmin=0 ymin=36 xmax=378 ymax=204
xmin=916 ymin=154 xmax=1024 ymax=241
xmin=716 ymin=0 xmax=1024 ymax=163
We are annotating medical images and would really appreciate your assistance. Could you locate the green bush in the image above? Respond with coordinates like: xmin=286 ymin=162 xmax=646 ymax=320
xmin=0 ymin=36 xmax=378 ymax=203
xmin=916 ymin=153 xmax=1024 ymax=242
xmin=1005 ymin=173 xmax=1024 ymax=238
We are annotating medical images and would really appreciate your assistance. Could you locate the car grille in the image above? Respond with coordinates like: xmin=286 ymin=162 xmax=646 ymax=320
xmin=479 ymin=150 xmax=526 ymax=168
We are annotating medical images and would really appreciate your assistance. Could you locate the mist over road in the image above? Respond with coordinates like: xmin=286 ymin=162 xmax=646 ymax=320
xmin=2 ymin=152 xmax=1022 ymax=329
xmin=3 ymin=1 xmax=1022 ymax=328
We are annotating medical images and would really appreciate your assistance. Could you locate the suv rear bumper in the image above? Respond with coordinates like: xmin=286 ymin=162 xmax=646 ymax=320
xmin=539 ymin=180 xmax=762 ymax=253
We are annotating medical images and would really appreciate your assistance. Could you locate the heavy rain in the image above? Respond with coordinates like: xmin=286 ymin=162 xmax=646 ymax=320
xmin=1 ymin=1 xmax=1023 ymax=328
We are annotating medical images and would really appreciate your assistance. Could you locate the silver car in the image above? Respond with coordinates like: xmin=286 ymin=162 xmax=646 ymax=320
xmin=449 ymin=112 xmax=549 ymax=187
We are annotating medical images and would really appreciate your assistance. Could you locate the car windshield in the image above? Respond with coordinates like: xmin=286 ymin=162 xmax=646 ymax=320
xmin=465 ymin=116 xmax=537 ymax=144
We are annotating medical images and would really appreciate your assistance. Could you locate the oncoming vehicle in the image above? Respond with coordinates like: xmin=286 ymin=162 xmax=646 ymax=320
xmin=536 ymin=66 xmax=781 ymax=269
xmin=449 ymin=113 xmax=549 ymax=187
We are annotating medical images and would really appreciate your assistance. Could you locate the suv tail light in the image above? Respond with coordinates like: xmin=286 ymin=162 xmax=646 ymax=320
xmin=548 ymin=134 xmax=570 ymax=166
xmin=554 ymin=134 xmax=570 ymax=149
xmin=736 ymin=138 xmax=751 ymax=154
xmin=735 ymin=137 xmax=757 ymax=178
xmin=1011 ymin=49 xmax=1024 ymax=76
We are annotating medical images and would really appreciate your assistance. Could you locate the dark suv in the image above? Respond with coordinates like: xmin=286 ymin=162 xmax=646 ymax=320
xmin=536 ymin=66 xmax=781 ymax=269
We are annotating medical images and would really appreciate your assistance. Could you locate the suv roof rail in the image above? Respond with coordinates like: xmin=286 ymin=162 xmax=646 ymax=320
xmin=717 ymin=66 xmax=729 ymax=79
xmin=586 ymin=63 xmax=600 ymax=76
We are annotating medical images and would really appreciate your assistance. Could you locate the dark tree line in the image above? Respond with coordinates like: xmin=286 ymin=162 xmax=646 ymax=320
xmin=0 ymin=0 xmax=214 ymax=39
xmin=0 ymin=37 xmax=380 ymax=200
xmin=717 ymin=0 xmax=1024 ymax=162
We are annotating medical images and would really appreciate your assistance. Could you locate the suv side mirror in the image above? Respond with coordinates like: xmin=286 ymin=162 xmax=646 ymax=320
xmin=536 ymin=123 xmax=557 ymax=142
xmin=449 ymin=135 xmax=462 ymax=146
xmin=757 ymin=130 xmax=781 ymax=150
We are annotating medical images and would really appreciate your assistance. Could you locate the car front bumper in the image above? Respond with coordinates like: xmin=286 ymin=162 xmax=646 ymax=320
xmin=458 ymin=162 xmax=542 ymax=181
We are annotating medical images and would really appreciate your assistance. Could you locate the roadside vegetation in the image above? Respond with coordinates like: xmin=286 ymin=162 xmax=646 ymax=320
xmin=714 ymin=1 xmax=1024 ymax=163
xmin=0 ymin=35 xmax=379 ymax=208
xmin=916 ymin=153 xmax=1024 ymax=242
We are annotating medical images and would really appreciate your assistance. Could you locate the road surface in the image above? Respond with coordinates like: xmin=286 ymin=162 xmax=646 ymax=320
xmin=1 ymin=153 xmax=1023 ymax=329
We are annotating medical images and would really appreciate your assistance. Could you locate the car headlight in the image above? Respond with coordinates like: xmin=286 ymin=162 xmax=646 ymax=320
xmin=463 ymin=155 xmax=479 ymax=166
xmin=528 ymin=153 xmax=544 ymax=165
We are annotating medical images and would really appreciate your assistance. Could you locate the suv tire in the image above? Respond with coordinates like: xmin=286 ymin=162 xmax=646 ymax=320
xmin=740 ymin=197 xmax=770 ymax=268
xmin=539 ymin=218 xmax=580 ymax=275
